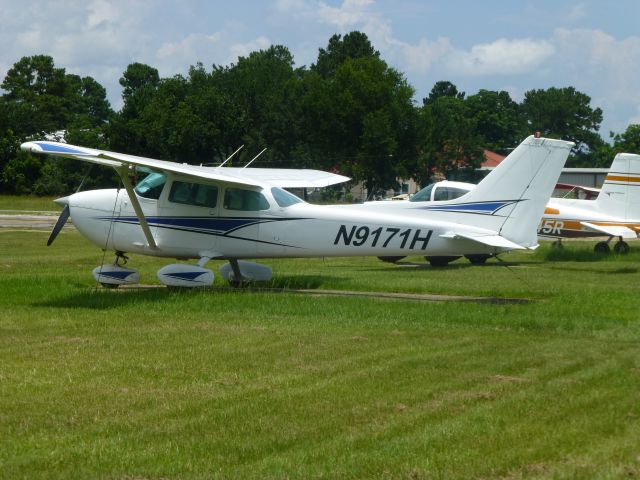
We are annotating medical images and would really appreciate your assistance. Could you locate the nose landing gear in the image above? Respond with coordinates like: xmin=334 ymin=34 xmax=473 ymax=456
xmin=92 ymin=252 xmax=140 ymax=288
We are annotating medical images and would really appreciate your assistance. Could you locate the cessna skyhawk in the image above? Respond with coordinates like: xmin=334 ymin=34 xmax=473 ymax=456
xmin=21 ymin=135 xmax=572 ymax=287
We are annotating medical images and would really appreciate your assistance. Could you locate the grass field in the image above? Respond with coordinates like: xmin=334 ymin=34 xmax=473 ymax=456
xmin=0 ymin=195 xmax=60 ymax=212
xmin=1 ymin=229 xmax=640 ymax=479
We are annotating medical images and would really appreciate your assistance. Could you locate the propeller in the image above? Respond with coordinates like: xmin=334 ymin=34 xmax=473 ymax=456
xmin=47 ymin=196 xmax=70 ymax=246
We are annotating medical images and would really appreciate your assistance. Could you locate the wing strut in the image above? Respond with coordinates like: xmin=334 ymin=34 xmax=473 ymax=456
xmin=116 ymin=167 xmax=157 ymax=250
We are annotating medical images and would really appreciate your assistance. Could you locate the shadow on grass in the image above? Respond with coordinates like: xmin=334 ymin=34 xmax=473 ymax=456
xmin=33 ymin=275 xmax=344 ymax=310
xmin=263 ymin=274 xmax=343 ymax=290
xmin=361 ymin=259 xmax=529 ymax=273
xmin=548 ymin=265 xmax=638 ymax=275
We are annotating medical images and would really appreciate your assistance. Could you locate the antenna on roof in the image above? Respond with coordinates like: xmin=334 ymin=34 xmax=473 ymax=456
xmin=243 ymin=148 xmax=267 ymax=168
xmin=217 ymin=145 xmax=244 ymax=168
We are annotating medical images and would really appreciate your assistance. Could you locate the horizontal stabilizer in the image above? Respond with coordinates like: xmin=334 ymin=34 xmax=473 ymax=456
xmin=440 ymin=232 xmax=528 ymax=250
xmin=580 ymin=222 xmax=637 ymax=239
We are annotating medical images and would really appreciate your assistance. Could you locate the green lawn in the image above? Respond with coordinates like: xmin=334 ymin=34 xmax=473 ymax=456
xmin=1 ymin=230 xmax=639 ymax=479
xmin=0 ymin=194 xmax=60 ymax=212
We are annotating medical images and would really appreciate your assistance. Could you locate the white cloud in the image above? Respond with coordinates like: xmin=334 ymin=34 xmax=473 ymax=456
xmin=549 ymin=27 xmax=640 ymax=134
xmin=395 ymin=37 xmax=453 ymax=74
xmin=157 ymin=33 xmax=224 ymax=61
xmin=567 ymin=3 xmax=587 ymax=22
xmin=156 ymin=30 xmax=273 ymax=73
xmin=86 ymin=0 xmax=122 ymax=29
xmin=316 ymin=0 xmax=374 ymax=30
xmin=445 ymin=38 xmax=555 ymax=76
xmin=230 ymin=37 xmax=273 ymax=60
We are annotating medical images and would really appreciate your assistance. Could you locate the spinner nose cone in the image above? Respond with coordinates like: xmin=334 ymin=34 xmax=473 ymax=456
xmin=54 ymin=196 xmax=70 ymax=207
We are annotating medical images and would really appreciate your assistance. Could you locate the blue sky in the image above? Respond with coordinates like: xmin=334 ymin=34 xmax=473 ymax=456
xmin=2 ymin=0 xmax=639 ymax=139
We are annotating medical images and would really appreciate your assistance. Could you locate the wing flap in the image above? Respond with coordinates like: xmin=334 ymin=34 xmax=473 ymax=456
xmin=225 ymin=167 xmax=350 ymax=188
xmin=440 ymin=232 xmax=528 ymax=250
xmin=580 ymin=221 xmax=637 ymax=239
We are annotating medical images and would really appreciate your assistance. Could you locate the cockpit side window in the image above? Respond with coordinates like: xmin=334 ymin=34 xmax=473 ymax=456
xmin=223 ymin=188 xmax=270 ymax=211
xmin=134 ymin=172 xmax=166 ymax=200
xmin=271 ymin=187 xmax=303 ymax=207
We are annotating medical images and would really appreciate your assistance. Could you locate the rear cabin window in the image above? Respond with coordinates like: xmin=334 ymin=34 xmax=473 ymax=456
xmin=409 ymin=183 xmax=435 ymax=202
xmin=224 ymin=188 xmax=270 ymax=211
xmin=169 ymin=181 xmax=218 ymax=208
xmin=135 ymin=172 xmax=166 ymax=200
xmin=433 ymin=187 xmax=468 ymax=201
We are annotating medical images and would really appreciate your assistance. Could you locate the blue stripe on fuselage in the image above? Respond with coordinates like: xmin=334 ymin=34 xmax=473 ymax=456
xmin=419 ymin=200 xmax=521 ymax=215
xmin=101 ymin=216 xmax=271 ymax=234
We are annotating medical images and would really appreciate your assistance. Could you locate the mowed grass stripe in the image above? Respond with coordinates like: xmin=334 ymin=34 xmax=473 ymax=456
xmin=1 ymin=230 xmax=640 ymax=478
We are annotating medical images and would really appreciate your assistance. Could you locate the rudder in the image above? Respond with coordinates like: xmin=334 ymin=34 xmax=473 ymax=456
xmin=596 ymin=153 xmax=640 ymax=221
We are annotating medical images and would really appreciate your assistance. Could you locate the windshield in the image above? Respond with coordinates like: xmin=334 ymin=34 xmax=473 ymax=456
xmin=271 ymin=187 xmax=304 ymax=207
xmin=409 ymin=183 xmax=435 ymax=202
xmin=134 ymin=172 xmax=166 ymax=200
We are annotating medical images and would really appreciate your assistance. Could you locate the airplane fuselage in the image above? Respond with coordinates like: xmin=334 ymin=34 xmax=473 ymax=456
xmin=537 ymin=199 xmax=640 ymax=239
xmin=68 ymin=184 xmax=504 ymax=261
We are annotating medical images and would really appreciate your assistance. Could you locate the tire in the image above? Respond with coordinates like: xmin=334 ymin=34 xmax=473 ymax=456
xmin=594 ymin=241 xmax=610 ymax=253
xmin=613 ymin=241 xmax=630 ymax=254
xmin=425 ymin=256 xmax=461 ymax=267
xmin=465 ymin=254 xmax=490 ymax=265
xmin=377 ymin=256 xmax=405 ymax=263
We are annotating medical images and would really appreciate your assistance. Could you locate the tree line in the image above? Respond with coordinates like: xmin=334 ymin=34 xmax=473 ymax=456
xmin=1 ymin=31 xmax=639 ymax=197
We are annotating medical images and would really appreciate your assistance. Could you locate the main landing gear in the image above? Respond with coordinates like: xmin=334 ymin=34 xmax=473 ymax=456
xmin=594 ymin=236 xmax=629 ymax=254
xmin=93 ymin=254 xmax=273 ymax=288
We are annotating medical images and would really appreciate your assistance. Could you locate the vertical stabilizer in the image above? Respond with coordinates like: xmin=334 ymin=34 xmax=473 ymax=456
xmin=596 ymin=153 xmax=640 ymax=220
xmin=456 ymin=135 xmax=573 ymax=247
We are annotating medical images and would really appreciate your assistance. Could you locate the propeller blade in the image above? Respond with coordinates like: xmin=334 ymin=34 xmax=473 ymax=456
xmin=47 ymin=204 xmax=70 ymax=246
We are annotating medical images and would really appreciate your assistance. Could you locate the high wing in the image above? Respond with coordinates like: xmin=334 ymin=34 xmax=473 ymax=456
xmin=219 ymin=167 xmax=349 ymax=188
xmin=580 ymin=221 xmax=637 ymax=239
xmin=21 ymin=141 xmax=350 ymax=188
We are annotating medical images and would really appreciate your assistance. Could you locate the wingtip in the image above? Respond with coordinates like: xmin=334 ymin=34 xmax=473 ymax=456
xmin=20 ymin=141 xmax=43 ymax=153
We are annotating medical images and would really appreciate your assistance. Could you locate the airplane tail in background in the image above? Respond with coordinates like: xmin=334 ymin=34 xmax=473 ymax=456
xmin=440 ymin=135 xmax=573 ymax=248
xmin=596 ymin=153 xmax=640 ymax=221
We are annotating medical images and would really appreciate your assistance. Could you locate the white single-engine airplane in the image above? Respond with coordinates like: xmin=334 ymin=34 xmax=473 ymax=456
xmin=21 ymin=135 xmax=572 ymax=288
xmin=387 ymin=151 xmax=640 ymax=259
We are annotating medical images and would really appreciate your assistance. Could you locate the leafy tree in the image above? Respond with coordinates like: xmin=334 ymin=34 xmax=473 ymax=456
xmin=313 ymin=31 xmax=379 ymax=78
xmin=0 ymin=55 xmax=112 ymax=194
xmin=422 ymin=80 xmax=465 ymax=105
xmin=415 ymin=92 xmax=484 ymax=185
xmin=302 ymin=55 xmax=416 ymax=195
xmin=611 ymin=124 xmax=640 ymax=154
xmin=590 ymin=124 xmax=640 ymax=167
xmin=521 ymin=87 xmax=603 ymax=165
xmin=109 ymin=62 xmax=160 ymax=155
xmin=221 ymin=46 xmax=302 ymax=166
xmin=465 ymin=89 xmax=525 ymax=154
